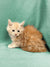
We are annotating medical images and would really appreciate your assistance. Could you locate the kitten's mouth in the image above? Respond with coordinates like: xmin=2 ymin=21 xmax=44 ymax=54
xmin=15 ymin=34 xmax=19 ymax=37
xmin=15 ymin=35 xmax=18 ymax=37
xmin=15 ymin=34 xmax=21 ymax=37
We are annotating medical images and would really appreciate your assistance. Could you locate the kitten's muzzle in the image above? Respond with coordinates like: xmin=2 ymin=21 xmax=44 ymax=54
xmin=15 ymin=34 xmax=17 ymax=36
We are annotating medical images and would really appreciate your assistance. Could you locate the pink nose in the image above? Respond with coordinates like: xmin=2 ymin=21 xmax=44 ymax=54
xmin=15 ymin=34 xmax=17 ymax=36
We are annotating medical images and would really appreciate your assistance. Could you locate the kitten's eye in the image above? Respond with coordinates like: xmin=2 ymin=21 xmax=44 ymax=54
xmin=17 ymin=30 xmax=20 ymax=32
xmin=12 ymin=30 xmax=15 ymax=32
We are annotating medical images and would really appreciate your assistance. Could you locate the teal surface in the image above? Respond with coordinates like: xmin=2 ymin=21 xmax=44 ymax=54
xmin=0 ymin=43 xmax=50 ymax=67
xmin=0 ymin=0 xmax=50 ymax=67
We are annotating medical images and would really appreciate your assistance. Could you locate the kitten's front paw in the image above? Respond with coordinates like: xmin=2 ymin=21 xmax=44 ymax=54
xmin=8 ymin=44 xmax=18 ymax=48
xmin=8 ymin=44 xmax=14 ymax=48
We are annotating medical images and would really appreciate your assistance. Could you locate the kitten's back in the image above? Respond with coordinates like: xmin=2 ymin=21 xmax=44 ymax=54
xmin=21 ymin=25 xmax=47 ymax=52
xmin=24 ymin=25 xmax=42 ymax=39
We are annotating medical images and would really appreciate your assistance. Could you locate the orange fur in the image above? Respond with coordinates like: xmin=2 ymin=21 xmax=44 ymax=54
xmin=21 ymin=25 xmax=47 ymax=52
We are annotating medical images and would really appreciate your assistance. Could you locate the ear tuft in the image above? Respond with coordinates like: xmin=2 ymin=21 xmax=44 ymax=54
xmin=8 ymin=19 xmax=11 ymax=22
xmin=20 ymin=21 xmax=25 ymax=26
xmin=8 ymin=19 xmax=12 ymax=26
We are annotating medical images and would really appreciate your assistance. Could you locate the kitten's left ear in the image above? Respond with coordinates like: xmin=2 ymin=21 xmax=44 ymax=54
xmin=20 ymin=21 xmax=25 ymax=26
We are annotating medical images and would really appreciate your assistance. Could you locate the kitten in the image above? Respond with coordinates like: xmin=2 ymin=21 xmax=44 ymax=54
xmin=7 ymin=19 xmax=47 ymax=52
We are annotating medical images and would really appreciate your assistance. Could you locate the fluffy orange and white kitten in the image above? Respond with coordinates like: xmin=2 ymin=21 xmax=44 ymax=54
xmin=7 ymin=19 xmax=47 ymax=52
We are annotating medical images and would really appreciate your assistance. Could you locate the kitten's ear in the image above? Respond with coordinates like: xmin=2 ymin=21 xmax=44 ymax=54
xmin=8 ymin=19 xmax=13 ymax=26
xmin=20 ymin=21 xmax=25 ymax=26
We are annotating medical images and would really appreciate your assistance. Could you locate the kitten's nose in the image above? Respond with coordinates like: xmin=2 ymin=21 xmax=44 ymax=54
xmin=15 ymin=34 xmax=17 ymax=36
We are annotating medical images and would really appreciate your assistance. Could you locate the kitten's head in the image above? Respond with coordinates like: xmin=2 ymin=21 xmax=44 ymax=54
xmin=7 ymin=19 xmax=25 ymax=37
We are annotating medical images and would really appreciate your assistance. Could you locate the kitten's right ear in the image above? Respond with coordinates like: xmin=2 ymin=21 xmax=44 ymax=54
xmin=8 ymin=19 xmax=13 ymax=26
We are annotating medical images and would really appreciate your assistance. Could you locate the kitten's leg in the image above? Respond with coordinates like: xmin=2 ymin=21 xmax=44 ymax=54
xmin=8 ymin=42 xmax=19 ymax=48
